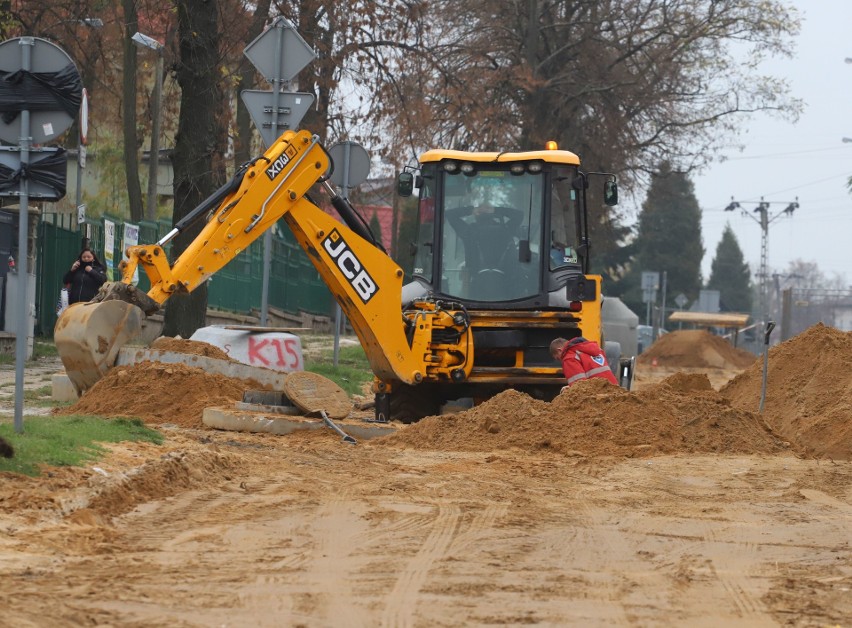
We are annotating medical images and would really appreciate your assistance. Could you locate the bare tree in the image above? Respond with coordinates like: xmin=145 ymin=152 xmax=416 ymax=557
xmin=232 ymin=0 xmax=271 ymax=169
xmin=361 ymin=0 xmax=802 ymax=186
xmin=121 ymin=0 xmax=145 ymax=222
xmin=162 ymin=0 xmax=225 ymax=337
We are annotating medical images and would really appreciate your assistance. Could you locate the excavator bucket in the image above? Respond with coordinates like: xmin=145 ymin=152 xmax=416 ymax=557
xmin=54 ymin=299 xmax=146 ymax=395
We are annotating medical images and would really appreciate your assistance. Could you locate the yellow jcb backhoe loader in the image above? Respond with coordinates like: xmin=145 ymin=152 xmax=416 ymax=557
xmin=55 ymin=129 xmax=632 ymax=422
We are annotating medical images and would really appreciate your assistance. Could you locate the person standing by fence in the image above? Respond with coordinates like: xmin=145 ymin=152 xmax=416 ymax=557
xmin=62 ymin=248 xmax=107 ymax=304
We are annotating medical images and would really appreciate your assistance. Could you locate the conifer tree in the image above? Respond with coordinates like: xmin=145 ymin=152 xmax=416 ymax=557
xmin=620 ymin=163 xmax=704 ymax=316
xmin=707 ymin=224 xmax=753 ymax=313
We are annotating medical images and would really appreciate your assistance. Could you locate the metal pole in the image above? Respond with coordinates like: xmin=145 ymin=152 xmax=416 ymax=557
xmin=758 ymin=200 xmax=769 ymax=329
xmin=759 ymin=320 xmax=776 ymax=414
xmin=14 ymin=38 xmax=34 ymax=433
xmin=333 ymin=142 xmax=352 ymax=367
xmin=659 ymin=271 xmax=667 ymax=331
xmin=260 ymin=21 xmax=286 ymax=327
xmin=145 ymin=53 xmax=163 ymax=221
xmin=75 ymin=142 xmax=84 ymax=233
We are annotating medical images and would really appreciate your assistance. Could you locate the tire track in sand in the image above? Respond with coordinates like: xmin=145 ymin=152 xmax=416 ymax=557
xmin=380 ymin=501 xmax=461 ymax=628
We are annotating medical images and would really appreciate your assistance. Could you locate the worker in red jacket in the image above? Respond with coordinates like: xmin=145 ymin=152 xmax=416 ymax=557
xmin=550 ymin=336 xmax=618 ymax=388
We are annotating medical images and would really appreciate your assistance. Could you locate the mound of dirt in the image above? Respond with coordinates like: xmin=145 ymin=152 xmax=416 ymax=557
xmin=57 ymin=361 xmax=247 ymax=428
xmin=721 ymin=323 xmax=852 ymax=460
xmin=638 ymin=329 xmax=756 ymax=369
xmin=150 ymin=337 xmax=233 ymax=361
xmin=381 ymin=374 xmax=786 ymax=458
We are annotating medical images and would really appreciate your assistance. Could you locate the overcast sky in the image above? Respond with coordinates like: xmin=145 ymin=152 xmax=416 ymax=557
xmin=688 ymin=1 xmax=852 ymax=288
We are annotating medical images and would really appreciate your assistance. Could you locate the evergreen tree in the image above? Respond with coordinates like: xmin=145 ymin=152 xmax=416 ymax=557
xmin=368 ymin=212 xmax=384 ymax=249
xmin=707 ymin=224 xmax=753 ymax=313
xmin=621 ymin=163 xmax=704 ymax=316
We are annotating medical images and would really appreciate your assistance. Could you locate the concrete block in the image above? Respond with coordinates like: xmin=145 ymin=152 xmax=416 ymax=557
xmin=202 ymin=406 xmax=396 ymax=440
xmin=52 ymin=372 xmax=79 ymax=401
xmin=189 ymin=326 xmax=304 ymax=373
xmin=116 ymin=348 xmax=288 ymax=390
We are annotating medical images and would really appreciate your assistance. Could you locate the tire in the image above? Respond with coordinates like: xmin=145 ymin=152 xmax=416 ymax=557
xmin=389 ymin=384 xmax=442 ymax=424
xmin=603 ymin=340 xmax=622 ymax=379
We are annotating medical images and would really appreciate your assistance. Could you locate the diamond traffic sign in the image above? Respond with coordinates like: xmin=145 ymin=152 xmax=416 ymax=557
xmin=240 ymin=90 xmax=315 ymax=147
xmin=243 ymin=18 xmax=316 ymax=84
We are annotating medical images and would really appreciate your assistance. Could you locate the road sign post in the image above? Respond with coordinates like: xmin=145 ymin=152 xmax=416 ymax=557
xmin=242 ymin=18 xmax=316 ymax=326
xmin=0 ymin=36 xmax=81 ymax=432
xmin=327 ymin=141 xmax=371 ymax=366
xmin=641 ymin=271 xmax=659 ymax=327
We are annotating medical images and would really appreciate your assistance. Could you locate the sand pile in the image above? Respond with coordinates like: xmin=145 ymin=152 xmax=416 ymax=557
xmin=721 ymin=323 xmax=852 ymax=459
xmin=381 ymin=374 xmax=786 ymax=458
xmin=58 ymin=361 xmax=247 ymax=428
xmin=637 ymin=329 xmax=756 ymax=369
xmin=150 ymin=337 xmax=233 ymax=361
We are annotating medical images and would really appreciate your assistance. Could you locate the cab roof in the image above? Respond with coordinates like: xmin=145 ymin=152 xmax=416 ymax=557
xmin=419 ymin=148 xmax=581 ymax=166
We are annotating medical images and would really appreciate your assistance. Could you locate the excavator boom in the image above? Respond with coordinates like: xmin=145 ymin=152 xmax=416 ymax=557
xmin=55 ymin=129 xmax=471 ymax=396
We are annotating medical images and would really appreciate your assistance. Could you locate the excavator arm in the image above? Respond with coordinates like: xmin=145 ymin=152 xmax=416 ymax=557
xmin=55 ymin=129 xmax=473 ymax=395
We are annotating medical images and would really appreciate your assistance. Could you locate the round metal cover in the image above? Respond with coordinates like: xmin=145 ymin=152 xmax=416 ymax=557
xmin=0 ymin=37 xmax=81 ymax=144
xmin=283 ymin=371 xmax=352 ymax=420
xmin=327 ymin=141 xmax=370 ymax=189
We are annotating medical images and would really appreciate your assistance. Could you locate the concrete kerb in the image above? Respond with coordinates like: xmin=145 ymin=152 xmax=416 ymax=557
xmin=202 ymin=406 xmax=397 ymax=440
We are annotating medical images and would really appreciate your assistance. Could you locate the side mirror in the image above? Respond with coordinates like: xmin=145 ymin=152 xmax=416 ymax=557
xmin=398 ymin=172 xmax=414 ymax=197
xmin=604 ymin=179 xmax=618 ymax=206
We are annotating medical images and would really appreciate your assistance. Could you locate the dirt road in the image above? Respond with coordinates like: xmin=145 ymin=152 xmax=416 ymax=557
xmin=1 ymin=411 xmax=850 ymax=625
xmin=0 ymin=329 xmax=850 ymax=626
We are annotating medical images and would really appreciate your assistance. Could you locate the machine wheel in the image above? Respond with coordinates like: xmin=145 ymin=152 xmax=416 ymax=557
xmin=389 ymin=384 xmax=442 ymax=424
xmin=618 ymin=356 xmax=636 ymax=391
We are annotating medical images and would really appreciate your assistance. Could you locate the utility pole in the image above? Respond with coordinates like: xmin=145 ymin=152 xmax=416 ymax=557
xmin=724 ymin=196 xmax=799 ymax=333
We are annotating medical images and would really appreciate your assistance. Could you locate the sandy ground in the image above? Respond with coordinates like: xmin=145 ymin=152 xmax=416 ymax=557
xmin=0 ymin=357 xmax=850 ymax=627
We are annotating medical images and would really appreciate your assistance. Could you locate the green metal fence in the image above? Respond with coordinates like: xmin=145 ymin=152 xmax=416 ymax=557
xmin=36 ymin=214 xmax=83 ymax=335
xmin=36 ymin=214 xmax=335 ymax=336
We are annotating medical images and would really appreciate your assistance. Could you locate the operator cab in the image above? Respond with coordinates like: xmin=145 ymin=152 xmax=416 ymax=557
xmin=398 ymin=147 xmax=615 ymax=308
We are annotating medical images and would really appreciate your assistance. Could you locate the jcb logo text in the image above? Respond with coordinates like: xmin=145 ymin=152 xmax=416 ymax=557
xmin=323 ymin=229 xmax=378 ymax=303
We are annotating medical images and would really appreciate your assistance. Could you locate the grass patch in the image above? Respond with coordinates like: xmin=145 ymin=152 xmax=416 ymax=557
xmin=0 ymin=415 xmax=163 ymax=477
xmin=304 ymin=343 xmax=373 ymax=396
xmin=24 ymin=385 xmax=52 ymax=401
xmin=33 ymin=339 xmax=58 ymax=359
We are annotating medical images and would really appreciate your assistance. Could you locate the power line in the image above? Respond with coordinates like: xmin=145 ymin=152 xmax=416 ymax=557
xmin=702 ymin=171 xmax=851 ymax=211
xmin=724 ymin=197 xmax=800 ymax=326
xmin=721 ymin=145 xmax=852 ymax=160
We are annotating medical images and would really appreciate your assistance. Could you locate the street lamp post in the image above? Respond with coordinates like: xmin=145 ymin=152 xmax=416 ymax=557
xmin=131 ymin=32 xmax=164 ymax=222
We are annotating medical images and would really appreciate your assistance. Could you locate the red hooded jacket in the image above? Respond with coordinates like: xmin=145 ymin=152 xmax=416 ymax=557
xmin=559 ymin=337 xmax=618 ymax=387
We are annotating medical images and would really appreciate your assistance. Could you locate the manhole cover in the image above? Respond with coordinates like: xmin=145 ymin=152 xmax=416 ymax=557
xmin=283 ymin=371 xmax=352 ymax=419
